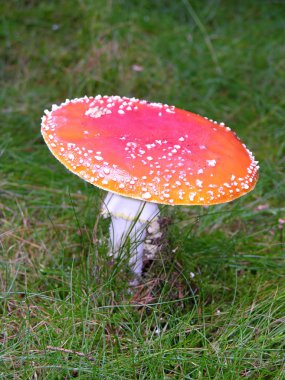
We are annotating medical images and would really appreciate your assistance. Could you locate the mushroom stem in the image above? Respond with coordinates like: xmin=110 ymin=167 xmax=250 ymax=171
xmin=101 ymin=193 xmax=160 ymax=277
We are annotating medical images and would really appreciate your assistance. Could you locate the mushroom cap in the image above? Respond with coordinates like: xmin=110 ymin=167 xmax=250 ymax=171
xmin=41 ymin=95 xmax=259 ymax=206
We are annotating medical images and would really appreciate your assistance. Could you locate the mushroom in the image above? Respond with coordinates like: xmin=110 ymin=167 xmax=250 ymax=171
xmin=41 ymin=95 xmax=259 ymax=279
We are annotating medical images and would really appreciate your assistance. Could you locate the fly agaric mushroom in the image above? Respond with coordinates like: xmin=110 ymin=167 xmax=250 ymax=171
xmin=41 ymin=95 xmax=259 ymax=278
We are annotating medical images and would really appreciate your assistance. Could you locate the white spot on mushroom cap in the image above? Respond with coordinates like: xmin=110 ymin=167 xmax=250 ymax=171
xmin=85 ymin=106 xmax=111 ymax=118
xmin=142 ymin=192 xmax=151 ymax=199
xmin=207 ymin=159 xmax=216 ymax=167
xmin=196 ymin=179 xmax=203 ymax=188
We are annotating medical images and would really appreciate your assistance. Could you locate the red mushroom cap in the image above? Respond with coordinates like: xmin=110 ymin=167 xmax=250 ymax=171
xmin=41 ymin=95 xmax=259 ymax=205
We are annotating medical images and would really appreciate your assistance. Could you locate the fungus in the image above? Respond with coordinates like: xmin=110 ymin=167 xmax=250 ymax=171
xmin=41 ymin=95 xmax=259 ymax=278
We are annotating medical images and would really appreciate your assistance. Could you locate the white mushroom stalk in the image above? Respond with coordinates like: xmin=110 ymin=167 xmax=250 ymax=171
xmin=101 ymin=192 xmax=160 ymax=277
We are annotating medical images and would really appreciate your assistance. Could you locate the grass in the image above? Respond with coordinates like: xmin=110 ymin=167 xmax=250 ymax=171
xmin=1 ymin=0 xmax=285 ymax=378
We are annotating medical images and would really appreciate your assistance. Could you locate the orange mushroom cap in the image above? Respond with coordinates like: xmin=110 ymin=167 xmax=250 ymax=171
xmin=41 ymin=95 xmax=259 ymax=206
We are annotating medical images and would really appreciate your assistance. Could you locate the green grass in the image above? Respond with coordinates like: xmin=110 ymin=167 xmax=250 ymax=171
xmin=1 ymin=0 xmax=285 ymax=378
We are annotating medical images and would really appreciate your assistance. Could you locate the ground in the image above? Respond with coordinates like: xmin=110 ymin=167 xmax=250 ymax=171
xmin=0 ymin=1 xmax=285 ymax=379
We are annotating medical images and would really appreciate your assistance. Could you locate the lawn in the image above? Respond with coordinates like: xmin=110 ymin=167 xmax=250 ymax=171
xmin=1 ymin=0 xmax=285 ymax=378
